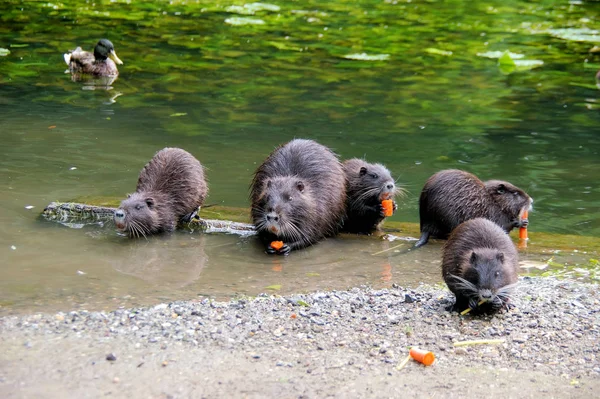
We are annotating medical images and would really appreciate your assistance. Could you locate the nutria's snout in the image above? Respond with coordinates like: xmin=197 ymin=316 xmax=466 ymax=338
xmin=379 ymin=181 xmax=396 ymax=200
xmin=114 ymin=209 xmax=126 ymax=230
xmin=479 ymin=288 xmax=494 ymax=301
xmin=264 ymin=211 xmax=281 ymax=234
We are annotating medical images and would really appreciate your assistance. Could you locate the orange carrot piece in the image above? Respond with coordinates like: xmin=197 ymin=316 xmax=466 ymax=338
xmin=409 ymin=347 xmax=435 ymax=366
xmin=270 ymin=241 xmax=284 ymax=251
xmin=381 ymin=199 xmax=394 ymax=217
xmin=519 ymin=210 xmax=528 ymax=240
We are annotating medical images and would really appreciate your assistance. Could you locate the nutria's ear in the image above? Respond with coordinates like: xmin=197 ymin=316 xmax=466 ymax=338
xmin=127 ymin=194 xmax=131 ymax=199
xmin=296 ymin=181 xmax=305 ymax=192
xmin=496 ymin=252 xmax=505 ymax=263
xmin=496 ymin=184 xmax=506 ymax=194
xmin=359 ymin=167 xmax=368 ymax=176
xmin=470 ymin=251 xmax=478 ymax=264
xmin=145 ymin=197 xmax=155 ymax=208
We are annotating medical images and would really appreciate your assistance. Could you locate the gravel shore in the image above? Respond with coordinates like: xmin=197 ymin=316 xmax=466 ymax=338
xmin=1 ymin=276 xmax=599 ymax=398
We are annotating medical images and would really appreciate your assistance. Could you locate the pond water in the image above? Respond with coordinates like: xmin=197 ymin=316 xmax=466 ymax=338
xmin=1 ymin=0 xmax=599 ymax=314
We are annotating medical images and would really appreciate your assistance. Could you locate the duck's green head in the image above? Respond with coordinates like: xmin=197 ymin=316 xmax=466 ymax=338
xmin=94 ymin=39 xmax=123 ymax=65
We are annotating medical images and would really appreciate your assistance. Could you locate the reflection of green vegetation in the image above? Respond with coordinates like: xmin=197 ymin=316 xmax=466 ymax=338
xmin=2 ymin=0 xmax=598 ymax=136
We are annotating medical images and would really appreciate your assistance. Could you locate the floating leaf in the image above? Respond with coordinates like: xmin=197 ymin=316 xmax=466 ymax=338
xmin=498 ymin=51 xmax=543 ymax=74
xmin=225 ymin=17 xmax=265 ymax=25
xmin=169 ymin=112 xmax=188 ymax=117
xmin=10 ymin=44 xmax=29 ymax=48
xmin=305 ymin=272 xmax=320 ymax=277
xmin=265 ymin=284 xmax=281 ymax=291
xmin=0 ymin=48 xmax=10 ymax=56
xmin=425 ymin=48 xmax=452 ymax=56
xmin=547 ymin=28 xmax=600 ymax=43
xmin=297 ymin=300 xmax=310 ymax=307
xmin=343 ymin=53 xmax=390 ymax=61
xmin=477 ymin=50 xmax=524 ymax=59
xmin=226 ymin=3 xmax=280 ymax=15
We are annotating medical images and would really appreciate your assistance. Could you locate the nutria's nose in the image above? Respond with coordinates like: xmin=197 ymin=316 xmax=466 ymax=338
xmin=386 ymin=183 xmax=394 ymax=190
xmin=115 ymin=210 xmax=125 ymax=219
xmin=266 ymin=214 xmax=279 ymax=222
xmin=480 ymin=290 xmax=493 ymax=300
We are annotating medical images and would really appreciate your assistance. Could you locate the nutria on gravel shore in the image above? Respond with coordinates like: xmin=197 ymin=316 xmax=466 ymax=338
xmin=442 ymin=218 xmax=520 ymax=314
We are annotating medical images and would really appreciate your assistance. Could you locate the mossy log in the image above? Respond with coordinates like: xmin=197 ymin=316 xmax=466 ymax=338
xmin=41 ymin=201 xmax=600 ymax=256
xmin=42 ymin=202 xmax=256 ymax=235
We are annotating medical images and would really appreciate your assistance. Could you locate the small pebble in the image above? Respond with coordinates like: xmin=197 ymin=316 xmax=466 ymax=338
xmin=106 ymin=353 xmax=117 ymax=361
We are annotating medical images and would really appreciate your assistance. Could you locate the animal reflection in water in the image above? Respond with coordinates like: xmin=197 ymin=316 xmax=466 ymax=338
xmin=112 ymin=235 xmax=207 ymax=289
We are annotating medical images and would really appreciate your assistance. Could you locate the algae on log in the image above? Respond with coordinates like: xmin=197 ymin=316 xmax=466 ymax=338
xmin=42 ymin=202 xmax=256 ymax=236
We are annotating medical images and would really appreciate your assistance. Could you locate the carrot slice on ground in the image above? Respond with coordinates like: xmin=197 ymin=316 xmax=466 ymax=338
xmin=409 ymin=347 xmax=435 ymax=366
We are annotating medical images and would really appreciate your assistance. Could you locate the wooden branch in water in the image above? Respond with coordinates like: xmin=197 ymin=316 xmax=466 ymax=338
xmin=42 ymin=202 xmax=256 ymax=236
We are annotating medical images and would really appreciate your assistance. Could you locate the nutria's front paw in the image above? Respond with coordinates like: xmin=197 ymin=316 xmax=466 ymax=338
xmin=266 ymin=243 xmax=291 ymax=255
xmin=278 ymin=244 xmax=291 ymax=256
xmin=378 ymin=204 xmax=386 ymax=218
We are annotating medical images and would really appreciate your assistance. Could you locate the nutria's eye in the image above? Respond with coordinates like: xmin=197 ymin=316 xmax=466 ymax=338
xmin=287 ymin=196 xmax=293 ymax=202
xmin=497 ymin=188 xmax=505 ymax=194
xmin=494 ymin=271 xmax=500 ymax=277
xmin=370 ymin=173 xmax=379 ymax=179
xmin=135 ymin=204 xmax=142 ymax=211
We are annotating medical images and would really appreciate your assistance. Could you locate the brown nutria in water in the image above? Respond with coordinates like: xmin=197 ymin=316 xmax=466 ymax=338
xmin=114 ymin=148 xmax=207 ymax=238
xmin=415 ymin=169 xmax=532 ymax=247
xmin=442 ymin=218 xmax=519 ymax=313
xmin=250 ymin=139 xmax=346 ymax=255
xmin=341 ymin=158 xmax=403 ymax=234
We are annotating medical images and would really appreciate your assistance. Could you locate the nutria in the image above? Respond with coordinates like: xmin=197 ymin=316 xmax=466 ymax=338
xmin=415 ymin=169 xmax=532 ymax=247
xmin=250 ymin=139 xmax=346 ymax=255
xmin=442 ymin=218 xmax=519 ymax=313
xmin=342 ymin=158 xmax=403 ymax=234
xmin=114 ymin=148 xmax=207 ymax=238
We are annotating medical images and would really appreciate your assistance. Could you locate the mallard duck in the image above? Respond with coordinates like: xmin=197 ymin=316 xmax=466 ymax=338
xmin=64 ymin=39 xmax=123 ymax=77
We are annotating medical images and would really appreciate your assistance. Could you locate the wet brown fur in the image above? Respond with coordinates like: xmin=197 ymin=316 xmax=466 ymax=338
xmin=342 ymin=158 xmax=402 ymax=234
xmin=250 ymin=139 xmax=346 ymax=253
xmin=115 ymin=148 xmax=207 ymax=238
xmin=442 ymin=218 xmax=519 ymax=313
xmin=416 ymin=169 xmax=532 ymax=247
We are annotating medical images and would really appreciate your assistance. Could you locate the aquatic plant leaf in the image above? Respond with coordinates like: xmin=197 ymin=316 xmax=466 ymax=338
xmin=226 ymin=3 xmax=281 ymax=15
xmin=0 ymin=48 xmax=10 ymax=56
xmin=343 ymin=53 xmax=390 ymax=61
xmin=425 ymin=48 xmax=453 ymax=56
xmin=547 ymin=28 xmax=600 ymax=43
xmin=477 ymin=51 xmax=524 ymax=59
xmin=225 ymin=17 xmax=265 ymax=25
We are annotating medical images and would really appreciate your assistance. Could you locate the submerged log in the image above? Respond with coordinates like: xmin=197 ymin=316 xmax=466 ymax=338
xmin=42 ymin=202 xmax=256 ymax=236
